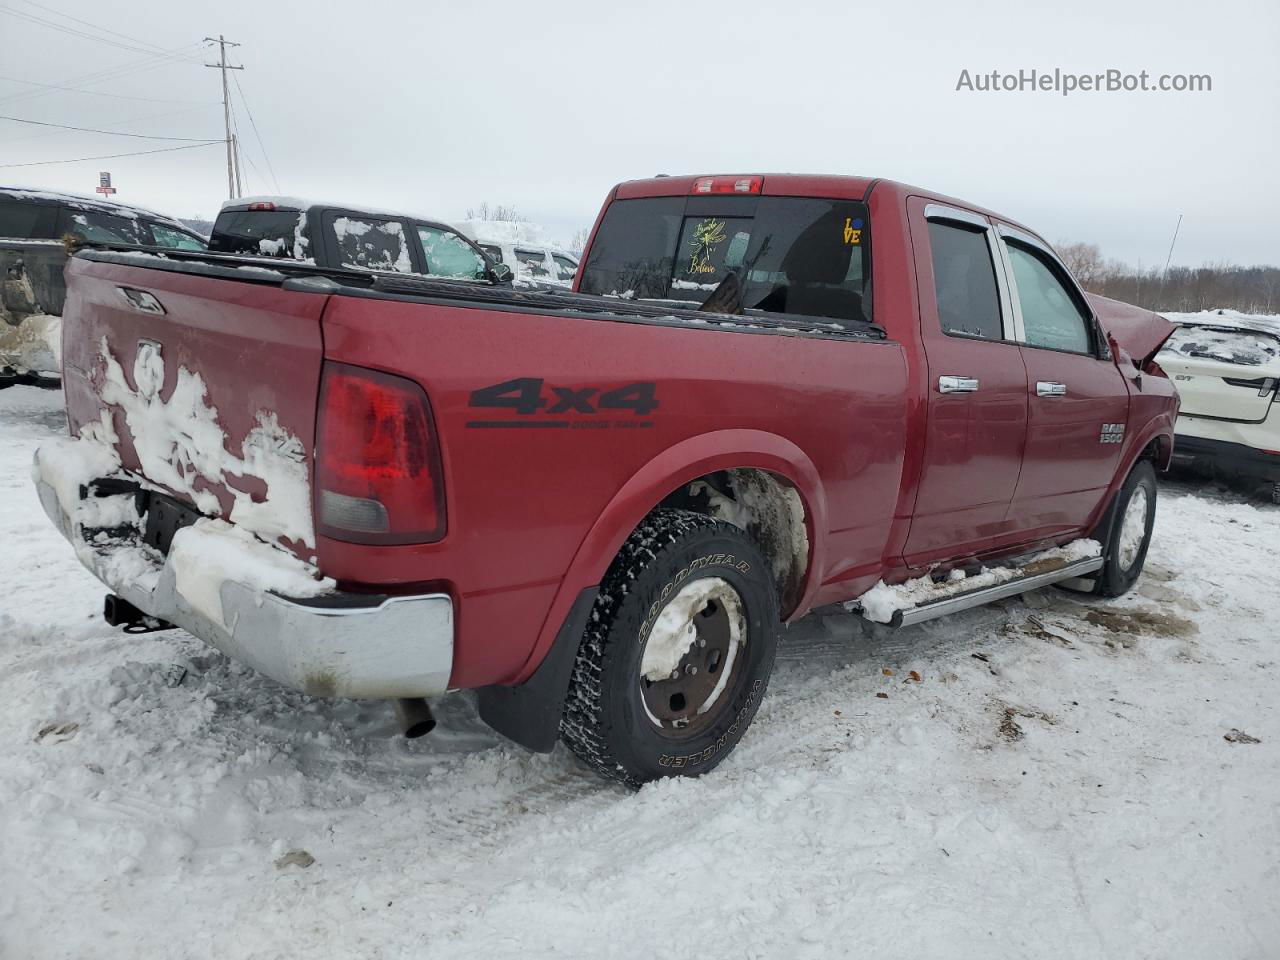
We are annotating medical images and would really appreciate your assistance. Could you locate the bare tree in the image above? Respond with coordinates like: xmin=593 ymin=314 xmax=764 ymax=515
xmin=464 ymin=201 xmax=523 ymax=222
xmin=569 ymin=226 xmax=590 ymax=255
xmin=1056 ymin=241 xmax=1106 ymax=290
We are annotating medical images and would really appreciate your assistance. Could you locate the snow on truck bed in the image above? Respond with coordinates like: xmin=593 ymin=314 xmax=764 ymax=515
xmin=1 ymin=386 xmax=1278 ymax=959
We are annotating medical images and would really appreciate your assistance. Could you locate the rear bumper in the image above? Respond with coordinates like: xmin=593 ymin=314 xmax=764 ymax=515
xmin=1170 ymin=433 xmax=1280 ymax=483
xmin=33 ymin=453 xmax=454 ymax=699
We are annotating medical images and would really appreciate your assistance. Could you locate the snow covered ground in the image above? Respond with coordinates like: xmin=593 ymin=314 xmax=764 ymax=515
xmin=1 ymin=384 xmax=1277 ymax=960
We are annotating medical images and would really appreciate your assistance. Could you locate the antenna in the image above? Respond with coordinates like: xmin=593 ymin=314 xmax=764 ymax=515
xmin=204 ymin=35 xmax=244 ymax=200
xmin=1160 ymin=214 xmax=1183 ymax=287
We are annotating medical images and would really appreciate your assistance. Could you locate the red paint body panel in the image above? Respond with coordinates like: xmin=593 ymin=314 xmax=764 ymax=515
xmin=56 ymin=174 xmax=1179 ymax=695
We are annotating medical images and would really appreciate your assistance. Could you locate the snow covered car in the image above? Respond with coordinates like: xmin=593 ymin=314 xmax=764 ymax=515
xmin=0 ymin=187 xmax=206 ymax=387
xmin=33 ymin=173 xmax=1177 ymax=786
xmin=1158 ymin=311 xmax=1280 ymax=500
xmin=210 ymin=197 xmax=512 ymax=283
xmin=456 ymin=219 xmax=579 ymax=286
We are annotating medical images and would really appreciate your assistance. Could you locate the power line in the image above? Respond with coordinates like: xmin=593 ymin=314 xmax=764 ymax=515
xmin=233 ymin=74 xmax=280 ymax=193
xmin=0 ymin=4 xmax=204 ymax=63
xmin=0 ymin=113 xmax=217 ymax=141
xmin=0 ymin=140 xmax=221 ymax=168
xmin=0 ymin=73 xmax=212 ymax=106
xmin=0 ymin=44 xmax=206 ymax=107
xmin=13 ymin=0 xmax=179 ymax=56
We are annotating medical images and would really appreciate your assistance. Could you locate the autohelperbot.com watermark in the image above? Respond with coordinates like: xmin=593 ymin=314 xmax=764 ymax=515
xmin=955 ymin=68 xmax=1211 ymax=96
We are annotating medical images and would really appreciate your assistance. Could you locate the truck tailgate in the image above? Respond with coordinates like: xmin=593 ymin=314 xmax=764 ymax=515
xmin=61 ymin=252 xmax=329 ymax=558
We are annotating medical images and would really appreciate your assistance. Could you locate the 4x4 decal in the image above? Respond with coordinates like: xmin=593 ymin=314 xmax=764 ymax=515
xmin=466 ymin=377 xmax=657 ymax=430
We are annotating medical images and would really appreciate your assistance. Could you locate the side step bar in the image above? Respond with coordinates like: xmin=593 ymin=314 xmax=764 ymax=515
xmin=884 ymin=556 xmax=1104 ymax=629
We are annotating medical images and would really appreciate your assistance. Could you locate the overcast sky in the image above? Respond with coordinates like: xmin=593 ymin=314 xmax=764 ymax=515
xmin=2 ymin=0 xmax=1276 ymax=265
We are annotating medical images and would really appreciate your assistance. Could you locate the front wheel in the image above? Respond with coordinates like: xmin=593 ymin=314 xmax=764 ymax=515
xmin=1090 ymin=459 xmax=1158 ymax=597
xmin=560 ymin=509 xmax=780 ymax=786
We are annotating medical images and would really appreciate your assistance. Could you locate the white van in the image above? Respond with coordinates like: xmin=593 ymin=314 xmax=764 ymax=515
xmin=456 ymin=220 xmax=578 ymax=287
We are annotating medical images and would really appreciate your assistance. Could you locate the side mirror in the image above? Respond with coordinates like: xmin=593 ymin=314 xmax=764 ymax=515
xmin=489 ymin=262 xmax=513 ymax=283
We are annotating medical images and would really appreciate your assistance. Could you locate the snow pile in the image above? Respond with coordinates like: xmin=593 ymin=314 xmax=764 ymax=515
xmin=456 ymin=219 xmax=546 ymax=246
xmin=854 ymin=539 xmax=1101 ymax=623
xmin=98 ymin=338 xmax=315 ymax=550
xmin=0 ymin=313 xmax=61 ymax=376
xmin=639 ymin=577 xmax=742 ymax=681
xmin=169 ymin=520 xmax=333 ymax=628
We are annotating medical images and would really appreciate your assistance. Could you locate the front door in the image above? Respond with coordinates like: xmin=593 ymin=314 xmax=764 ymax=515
xmin=998 ymin=227 xmax=1129 ymax=538
xmin=902 ymin=199 xmax=1030 ymax=567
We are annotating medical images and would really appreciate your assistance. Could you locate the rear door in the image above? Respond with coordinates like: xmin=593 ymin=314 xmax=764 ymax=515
xmin=902 ymin=199 xmax=1030 ymax=566
xmin=1158 ymin=324 xmax=1280 ymax=422
xmin=997 ymin=226 xmax=1129 ymax=538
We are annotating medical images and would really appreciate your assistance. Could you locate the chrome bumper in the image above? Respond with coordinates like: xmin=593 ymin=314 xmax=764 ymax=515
xmin=34 ymin=469 xmax=454 ymax=699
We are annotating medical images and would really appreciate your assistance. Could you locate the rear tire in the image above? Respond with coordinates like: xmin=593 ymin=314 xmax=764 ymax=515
xmin=1090 ymin=459 xmax=1158 ymax=598
xmin=560 ymin=509 xmax=779 ymax=787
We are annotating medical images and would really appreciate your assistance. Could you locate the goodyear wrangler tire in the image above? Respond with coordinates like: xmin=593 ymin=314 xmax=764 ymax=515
xmin=560 ymin=509 xmax=780 ymax=786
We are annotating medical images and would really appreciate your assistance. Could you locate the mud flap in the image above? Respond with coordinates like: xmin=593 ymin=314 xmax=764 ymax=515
xmin=476 ymin=587 xmax=597 ymax=752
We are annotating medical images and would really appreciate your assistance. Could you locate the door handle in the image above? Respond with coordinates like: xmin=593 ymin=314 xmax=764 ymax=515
xmin=938 ymin=376 xmax=980 ymax=394
xmin=1036 ymin=381 xmax=1067 ymax=397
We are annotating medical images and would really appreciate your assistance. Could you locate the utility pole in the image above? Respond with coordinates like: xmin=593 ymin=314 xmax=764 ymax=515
xmin=232 ymin=133 xmax=243 ymax=197
xmin=204 ymin=35 xmax=243 ymax=200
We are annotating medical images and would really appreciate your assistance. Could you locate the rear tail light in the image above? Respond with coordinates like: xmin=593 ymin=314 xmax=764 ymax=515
xmin=248 ymin=201 xmax=277 ymax=211
xmin=316 ymin=363 xmax=445 ymax=545
xmin=691 ymin=176 xmax=763 ymax=195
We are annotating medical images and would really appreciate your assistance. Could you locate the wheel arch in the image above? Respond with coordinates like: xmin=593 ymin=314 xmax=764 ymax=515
xmin=523 ymin=429 xmax=826 ymax=683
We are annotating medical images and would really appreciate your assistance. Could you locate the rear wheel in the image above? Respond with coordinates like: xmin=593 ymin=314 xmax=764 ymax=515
xmin=1090 ymin=459 xmax=1158 ymax=598
xmin=560 ymin=509 xmax=779 ymax=786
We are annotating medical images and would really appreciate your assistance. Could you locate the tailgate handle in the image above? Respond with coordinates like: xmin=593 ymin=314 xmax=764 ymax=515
xmin=118 ymin=286 xmax=166 ymax=315
xmin=939 ymin=376 xmax=979 ymax=394
xmin=1036 ymin=381 xmax=1067 ymax=397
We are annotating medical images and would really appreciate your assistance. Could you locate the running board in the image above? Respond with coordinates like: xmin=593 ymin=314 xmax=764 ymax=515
xmin=882 ymin=556 xmax=1104 ymax=629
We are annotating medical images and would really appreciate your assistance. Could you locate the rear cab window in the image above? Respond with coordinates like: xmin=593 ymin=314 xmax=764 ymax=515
xmin=579 ymin=194 xmax=872 ymax=325
xmin=1160 ymin=325 xmax=1280 ymax=367
xmin=210 ymin=209 xmax=310 ymax=260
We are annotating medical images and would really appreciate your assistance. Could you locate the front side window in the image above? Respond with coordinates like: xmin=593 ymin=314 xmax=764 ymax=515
xmin=579 ymin=195 xmax=871 ymax=324
xmin=479 ymin=243 xmax=504 ymax=264
xmin=332 ymin=216 xmax=413 ymax=273
xmin=59 ymin=207 xmax=146 ymax=244
xmin=1007 ymin=242 xmax=1092 ymax=353
xmin=552 ymin=254 xmax=578 ymax=282
xmin=417 ymin=226 xmax=486 ymax=279
xmin=0 ymin=200 xmax=59 ymax=239
xmin=515 ymin=248 xmax=550 ymax=278
xmin=150 ymin=223 xmax=206 ymax=250
xmin=927 ymin=220 xmax=1003 ymax=340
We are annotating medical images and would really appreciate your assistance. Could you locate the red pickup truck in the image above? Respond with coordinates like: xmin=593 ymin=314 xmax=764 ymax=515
xmin=34 ymin=174 xmax=1177 ymax=786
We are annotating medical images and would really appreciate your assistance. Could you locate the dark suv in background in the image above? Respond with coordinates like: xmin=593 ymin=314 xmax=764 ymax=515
xmin=0 ymin=187 xmax=207 ymax=386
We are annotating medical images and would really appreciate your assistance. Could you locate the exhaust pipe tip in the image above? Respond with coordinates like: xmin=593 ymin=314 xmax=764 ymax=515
xmin=393 ymin=697 xmax=436 ymax=739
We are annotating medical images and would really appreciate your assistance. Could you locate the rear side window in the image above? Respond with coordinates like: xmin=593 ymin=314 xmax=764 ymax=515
xmin=1007 ymin=243 xmax=1091 ymax=353
xmin=417 ymin=225 xmax=486 ymax=279
xmin=927 ymin=220 xmax=1003 ymax=341
xmin=210 ymin=210 xmax=309 ymax=259
xmin=150 ymin=223 xmax=206 ymax=250
xmin=0 ymin=199 xmax=59 ymax=239
xmin=515 ymin=248 xmax=550 ymax=278
xmin=332 ymin=216 xmax=413 ymax=273
xmin=59 ymin=207 xmax=146 ymax=244
xmin=579 ymin=195 xmax=871 ymax=324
